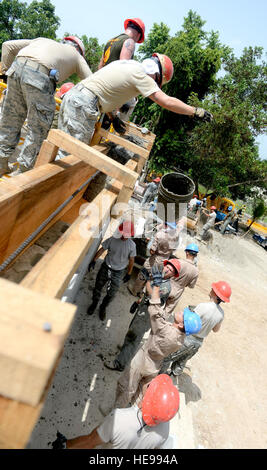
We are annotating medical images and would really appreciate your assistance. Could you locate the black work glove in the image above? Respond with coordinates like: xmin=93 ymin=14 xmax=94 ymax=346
xmin=151 ymin=265 xmax=163 ymax=287
xmin=113 ymin=116 xmax=126 ymax=134
xmin=123 ymin=273 xmax=131 ymax=283
xmin=120 ymin=103 xmax=130 ymax=114
xmin=52 ymin=431 xmax=67 ymax=449
xmin=88 ymin=260 xmax=96 ymax=272
xmin=194 ymin=107 xmax=213 ymax=122
xmin=102 ymin=114 xmax=112 ymax=130
xmin=0 ymin=74 xmax=7 ymax=84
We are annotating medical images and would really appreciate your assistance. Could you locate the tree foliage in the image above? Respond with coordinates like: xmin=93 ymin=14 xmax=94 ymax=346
xmin=0 ymin=0 xmax=60 ymax=55
xmin=133 ymin=11 xmax=266 ymax=200
xmin=81 ymin=35 xmax=103 ymax=73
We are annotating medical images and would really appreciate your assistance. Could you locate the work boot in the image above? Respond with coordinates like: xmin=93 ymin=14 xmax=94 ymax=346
xmin=0 ymin=158 xmax=11 ymax=177
xmin=87 ymin=300 xmax=98 ymax=315
xmin=51 ymin=431 xmax=67 ymax=449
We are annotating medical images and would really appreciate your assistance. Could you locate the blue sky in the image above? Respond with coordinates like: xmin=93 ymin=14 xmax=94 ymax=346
xmin=26 ymin=0 xmax=267 ymax=159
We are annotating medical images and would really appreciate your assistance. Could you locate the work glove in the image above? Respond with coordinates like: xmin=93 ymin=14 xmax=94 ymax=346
xmin=151 ymin=265 xmax=163 ymax=287
xmin=51 ymin=431 xmax=67 ymax=449
xmin=102 ymin=114 xmax=112 ymax=130
xmin=194 ymin=107 xmax=213 ymax=122
xmin=88 ymin=260 xmax=96 ymax=272
xmin=123 ymin=273 xmax=131 ymax=283
xmin=113 ymin=116 xmax=126 ymax=134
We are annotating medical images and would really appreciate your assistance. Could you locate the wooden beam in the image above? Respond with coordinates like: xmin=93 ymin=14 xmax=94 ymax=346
xmin=98 ymin=128 xmax=150 ymax=159
xmin=21 ymin=187 xmax=118 ymax=298
xmin=0 ymin=156 xmax=96 ymax=265
xmin=47 ymin=129 xmax=138 ymax=189
xmin=0 ymin=278 xmax=76 ymax=406
xmin=34 ymin=140 xmax=59 ymax=167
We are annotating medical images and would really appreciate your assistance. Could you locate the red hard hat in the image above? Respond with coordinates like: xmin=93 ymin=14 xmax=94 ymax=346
xmin=142 ymin=374 xmax=180 ymax=427
xmin=163 ymin=258 xmax=181 ymax=278
xmin=211 ymin=205 xmax=216 ymax=210
xmin=64 ymin=36 xmax=85 ymax=56
xmin=212 ymin=281 xmax=232 ymax=303
xmin=152 ymin=53 xmax=174 ymax=87
xmin=56 ymin=82 xmax=74 ymax=99
xmin=124 ymin=18 xmax=145 ymax=43
xmin=153 ymin=177 xmax=161 ymax=183
xmin=118 ymin=221 xmax=135 ymax=238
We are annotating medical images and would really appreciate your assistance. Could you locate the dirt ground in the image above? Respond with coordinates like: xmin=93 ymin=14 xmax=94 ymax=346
xmin=24 ymin=214 xmax=267 ymax=450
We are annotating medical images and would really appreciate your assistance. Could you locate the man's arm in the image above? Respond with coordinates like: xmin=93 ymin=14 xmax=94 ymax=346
xmin=212 ymin=321 xmax=222 ymax=333
xmin=98 ymin=54 xmax=105 ymax=69
xmin=67 ymin=427 xmax=104 ymax=449
xmin=127 ymin=256 xmax=135 ymax=275
xmin=149 ymin=90 xmax=195 ymax=117
xmin=119 ymin=38 xmax=135 ymax=60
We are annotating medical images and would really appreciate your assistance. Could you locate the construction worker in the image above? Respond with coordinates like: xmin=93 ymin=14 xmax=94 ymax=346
xmin=164 ymin=243 xmax=199 ymax=317
xmin=130 ymin=220 xmax=179 ymax=297
xmin=161 ymin=281 xmax=232 ymax=376
xmin=104 ymin=258 xmax=181 ymax=372
xmin=219 ymin=206 xmax=235 ymax=234
xmin=0 ymin=36 xmax=91 ymax=176
xmin=99 ymin=18 xmax=145 ymax=128
xmin=114 ymin=266 xmax=202 ymax=408
xmin=87 ymin=221 xmax=136 ymax=321
xmin=56 ymin=53 xmax=213 ymax=159
xmin=141 ymin=177 xmax=161 ymax=207
xmin=198 ymin=205 xmax=217 ymax=240
xmin=51 ymin=374 xmax=180 ymax=450
xmin=98 ymin=18 xmax=145 ymax=69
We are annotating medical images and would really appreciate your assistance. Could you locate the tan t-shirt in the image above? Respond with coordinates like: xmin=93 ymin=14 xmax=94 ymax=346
xmin=1 ymin=38 xmax=91 ymax=81
xmin=83 ymin=59 xmax=160 ymax=113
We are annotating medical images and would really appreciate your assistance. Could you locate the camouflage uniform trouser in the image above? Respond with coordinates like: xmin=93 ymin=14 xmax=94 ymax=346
xmin=159 ymin=335 xmax=203 ymax=375
xmin=56 ymin=84 xmax=100 ymax=160
xmin=0 ymin=59 xmax=55 ymax=171
xmin=92 ymin=261 xmax=126 ymax=307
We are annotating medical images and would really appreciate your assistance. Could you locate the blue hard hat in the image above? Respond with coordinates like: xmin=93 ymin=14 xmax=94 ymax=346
xmin=227 ymin=206 xmax=233 ymax=211
xmin=185 ymin=243 xmax=199 ymax=254
xmin=196 ymin=200 xmax=201 ymax=206
xmin=166 ymin=221 xmax=177 ymax=230
xmin=183 ymin=308 xmax=202 ymax=336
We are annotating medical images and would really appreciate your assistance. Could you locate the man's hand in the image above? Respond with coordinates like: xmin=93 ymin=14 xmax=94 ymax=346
xmin=194 ymin=107 xmax=213 ymax=122
xmin=151 ymin=265 xmax=163 ymax=287
xmin=123 ymin=273 xmax=131 ymax=283
xmin=113 ymin=116 xmax=126 ymax=134
xmin=88 ymin=260 xmax=96 ymax=272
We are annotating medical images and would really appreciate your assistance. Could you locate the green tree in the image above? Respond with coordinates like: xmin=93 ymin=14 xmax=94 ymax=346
xmin=81 ymin=35 xmax=103 ymax=73
xmin=247 ymin=198 xmax=267 ymax=229
xmin=137 ymin=22 xmax=170 ymax=59
xmin=187 ymin=46 xmax=267 ymax=198
xmin=0 ymin=0 xmax=26 ymax=54
xmin=18 ymin=0 xmax=60 ymax=39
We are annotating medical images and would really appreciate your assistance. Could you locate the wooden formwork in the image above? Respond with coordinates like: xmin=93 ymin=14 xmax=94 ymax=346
xmin=0 ymin=123 xmax=155 ymax=448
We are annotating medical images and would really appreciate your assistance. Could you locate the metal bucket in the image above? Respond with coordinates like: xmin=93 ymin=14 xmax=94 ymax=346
xmin=157 ymin=172 xmax=195 ymax=222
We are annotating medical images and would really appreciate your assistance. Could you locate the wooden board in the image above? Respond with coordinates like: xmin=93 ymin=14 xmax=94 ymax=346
xmin=47 ymin=129 xmax=138 ymax=189
xmin=0 ymin=278 xmax=76 ymax=406
xmin=0 ymin=156 xmax=96 ymax=264
xmin=21 ymin=187 xmax=118 ymax=298
xmin=97 ymin=128 xmax=150 ymax=159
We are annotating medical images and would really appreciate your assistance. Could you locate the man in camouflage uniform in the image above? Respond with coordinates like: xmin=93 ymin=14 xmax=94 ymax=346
xmin=0 ymin=36 xmax=91 ymax=175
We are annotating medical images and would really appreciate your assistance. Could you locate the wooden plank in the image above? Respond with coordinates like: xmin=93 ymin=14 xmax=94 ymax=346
xmin=0 ymin=156 xmax=96 ymax=264
xmin=21 ymin=187 xmax=118 ymax=298
xmin=98 ymin=128 xmax=150 ymax=159
xmin=90 ymin=121 xmax=102 ymax=146
xmin=109 ymin=160 xmax=138 ymax=219
xmin=34 ymin=140 xmax=59 ymax=167
xmin=47 ymin=129 xmax=138 ymax=189
xmin=0 ymin=278 xmax=76 ymax=406
xmin=60 ymin=197 xmax=88 ymax=225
